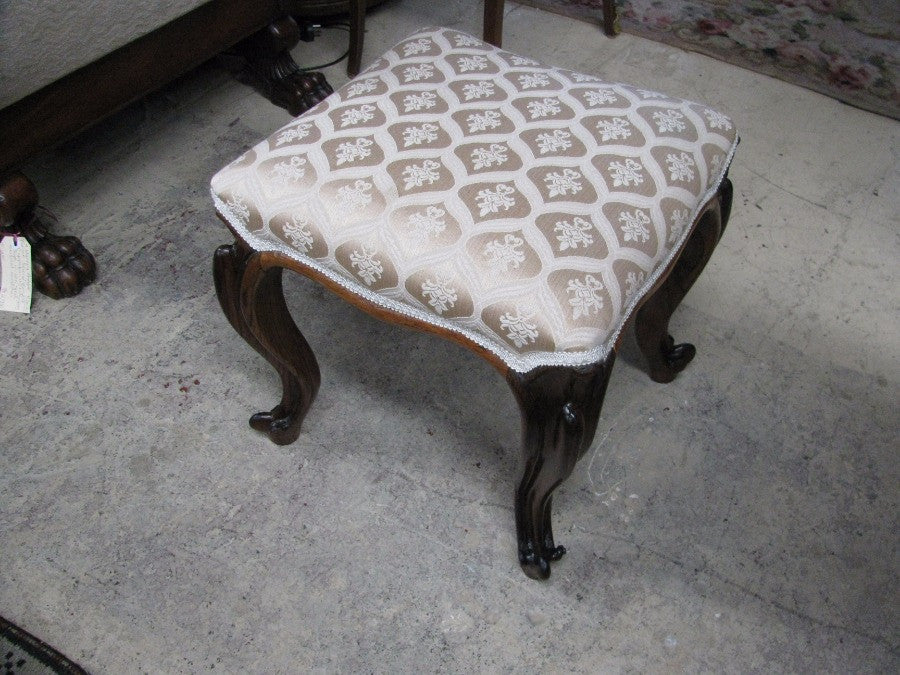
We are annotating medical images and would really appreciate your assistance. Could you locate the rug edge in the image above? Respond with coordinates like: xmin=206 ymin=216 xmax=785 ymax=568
xmin=0 ymin=615 xmax=89 ymax=675
xmin=507 ymin=0 xmax=899 ymax=121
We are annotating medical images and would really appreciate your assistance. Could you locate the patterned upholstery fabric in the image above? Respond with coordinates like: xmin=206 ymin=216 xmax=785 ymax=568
xmin=212 ymin=27 xmax=738 ymax=372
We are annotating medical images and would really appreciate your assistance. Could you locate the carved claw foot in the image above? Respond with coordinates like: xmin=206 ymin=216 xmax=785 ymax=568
xmin=25 ymin=213 xmax=97 ymax=299
xmin=0 ymin=172 xmax=96 ymax=299
xmin=222 ymin=16 xmax=334 ymax=117
xmin=268 ymin=70 xmax=332 ymax=117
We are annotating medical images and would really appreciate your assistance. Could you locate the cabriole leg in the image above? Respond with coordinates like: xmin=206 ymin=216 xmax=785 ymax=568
xmin=634 ymin=178 xmax=733 ymax=383
xmin=507 ymin=357 xmax=616 ymax=579
xmin=213 ymin=243 xmax=320 ymax=445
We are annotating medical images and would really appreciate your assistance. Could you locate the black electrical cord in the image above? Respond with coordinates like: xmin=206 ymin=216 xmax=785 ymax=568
xmin=298 ymin=23 xmax=352 ymax=72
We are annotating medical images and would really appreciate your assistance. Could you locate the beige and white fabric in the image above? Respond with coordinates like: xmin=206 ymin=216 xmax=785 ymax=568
xmin=212 ymin=27 xmax=738 ymax=372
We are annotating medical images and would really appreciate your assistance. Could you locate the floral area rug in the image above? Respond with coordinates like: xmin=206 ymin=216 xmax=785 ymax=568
xmin=0 ymin=615 xmax=88 ymax=674
xmin=511 ymin=0 xmax=899 ymax=119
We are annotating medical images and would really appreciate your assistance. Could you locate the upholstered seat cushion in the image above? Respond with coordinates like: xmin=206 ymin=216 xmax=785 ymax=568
xmin=211 ymin=27 xmax=738 ymax=372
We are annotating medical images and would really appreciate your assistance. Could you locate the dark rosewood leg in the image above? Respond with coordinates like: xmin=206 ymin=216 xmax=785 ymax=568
xmin=719 ymin=175 xmax=734 ymax=232
xmin=221 ymin=16 xmax=333 ymax=117
xmin=634 ymin=178 xmax=733 ymax=383
xmin=213 ymin=244 xmax=320 ymax=445
xmin=507 ymin=357 xmax=616 ymax=579
xmin=214 ymin=241 xmax=268 ymax=358
xmin=0 ymin=172 xmax=96 ymax=299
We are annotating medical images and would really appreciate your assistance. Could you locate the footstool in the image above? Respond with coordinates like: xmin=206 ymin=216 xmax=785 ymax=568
xmin=211 ymin=27 xmax=737 ymax=579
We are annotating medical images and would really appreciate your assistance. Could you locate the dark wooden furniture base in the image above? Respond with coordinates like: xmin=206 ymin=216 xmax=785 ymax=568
xmin=213 ymin=177 xmax=733 ymax=579
xmin=0 ymin=173 xmax=96 ymax=299
xmin=0 ymin=0 xmax=345 ymax=299
xmin=219 ymin=15 xmax=334 ymax=117
xmin=0 ymin=0 xmax=321 ymax=173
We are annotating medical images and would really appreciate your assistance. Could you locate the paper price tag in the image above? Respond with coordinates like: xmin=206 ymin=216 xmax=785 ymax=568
xmin=0 ymin=236 xmax=33 ymax=314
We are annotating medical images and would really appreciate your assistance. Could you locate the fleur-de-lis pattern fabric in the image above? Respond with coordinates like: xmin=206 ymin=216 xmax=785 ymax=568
xmin=212 ymin=27 xmax=738 ymax=372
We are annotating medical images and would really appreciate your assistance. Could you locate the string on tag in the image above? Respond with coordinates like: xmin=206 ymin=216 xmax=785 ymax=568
xmin=0 ymin=229 xmax=21 ymax=246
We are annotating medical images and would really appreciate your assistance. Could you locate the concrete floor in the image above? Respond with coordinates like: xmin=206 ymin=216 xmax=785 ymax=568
xmin=1 ymin=0 xmax=898 ymax=672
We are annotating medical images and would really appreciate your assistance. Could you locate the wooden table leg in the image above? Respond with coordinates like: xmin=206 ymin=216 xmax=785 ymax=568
xmin=602 ymin=0 xmax=619 ymax=36
xmin=483 ymin=0 xmax=505 ymax=47
xmin=347 ymin=0 xmax=366 ymax=77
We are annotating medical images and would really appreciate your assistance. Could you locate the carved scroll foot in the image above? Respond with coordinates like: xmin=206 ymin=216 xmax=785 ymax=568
xmin=0 ymin=172 xmax=96 ymax=299
xmin=507 ymin=358 xmax=616 ymax=579
xmin=635 ymin=178 xmax=732 ymax=384
xmin=222 ymin=16 xmax=333 ymax=117
xmin=213 ymin=243 xmax=321 ymax=445
xmin=660 ymin=334 xmax=697 ymax=375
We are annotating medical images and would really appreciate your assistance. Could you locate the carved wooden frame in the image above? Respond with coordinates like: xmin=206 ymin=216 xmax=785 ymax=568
xmin=212 ymin=175 xmax=733 ymax=579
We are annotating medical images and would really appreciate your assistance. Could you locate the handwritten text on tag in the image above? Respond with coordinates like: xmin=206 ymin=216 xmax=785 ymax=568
xmin=0 ymin=236 xmax=33 ymax=314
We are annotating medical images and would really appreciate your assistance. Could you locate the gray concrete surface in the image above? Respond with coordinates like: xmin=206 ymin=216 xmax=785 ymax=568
xmin=1 ymin=0 xmax=897 ymax=671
